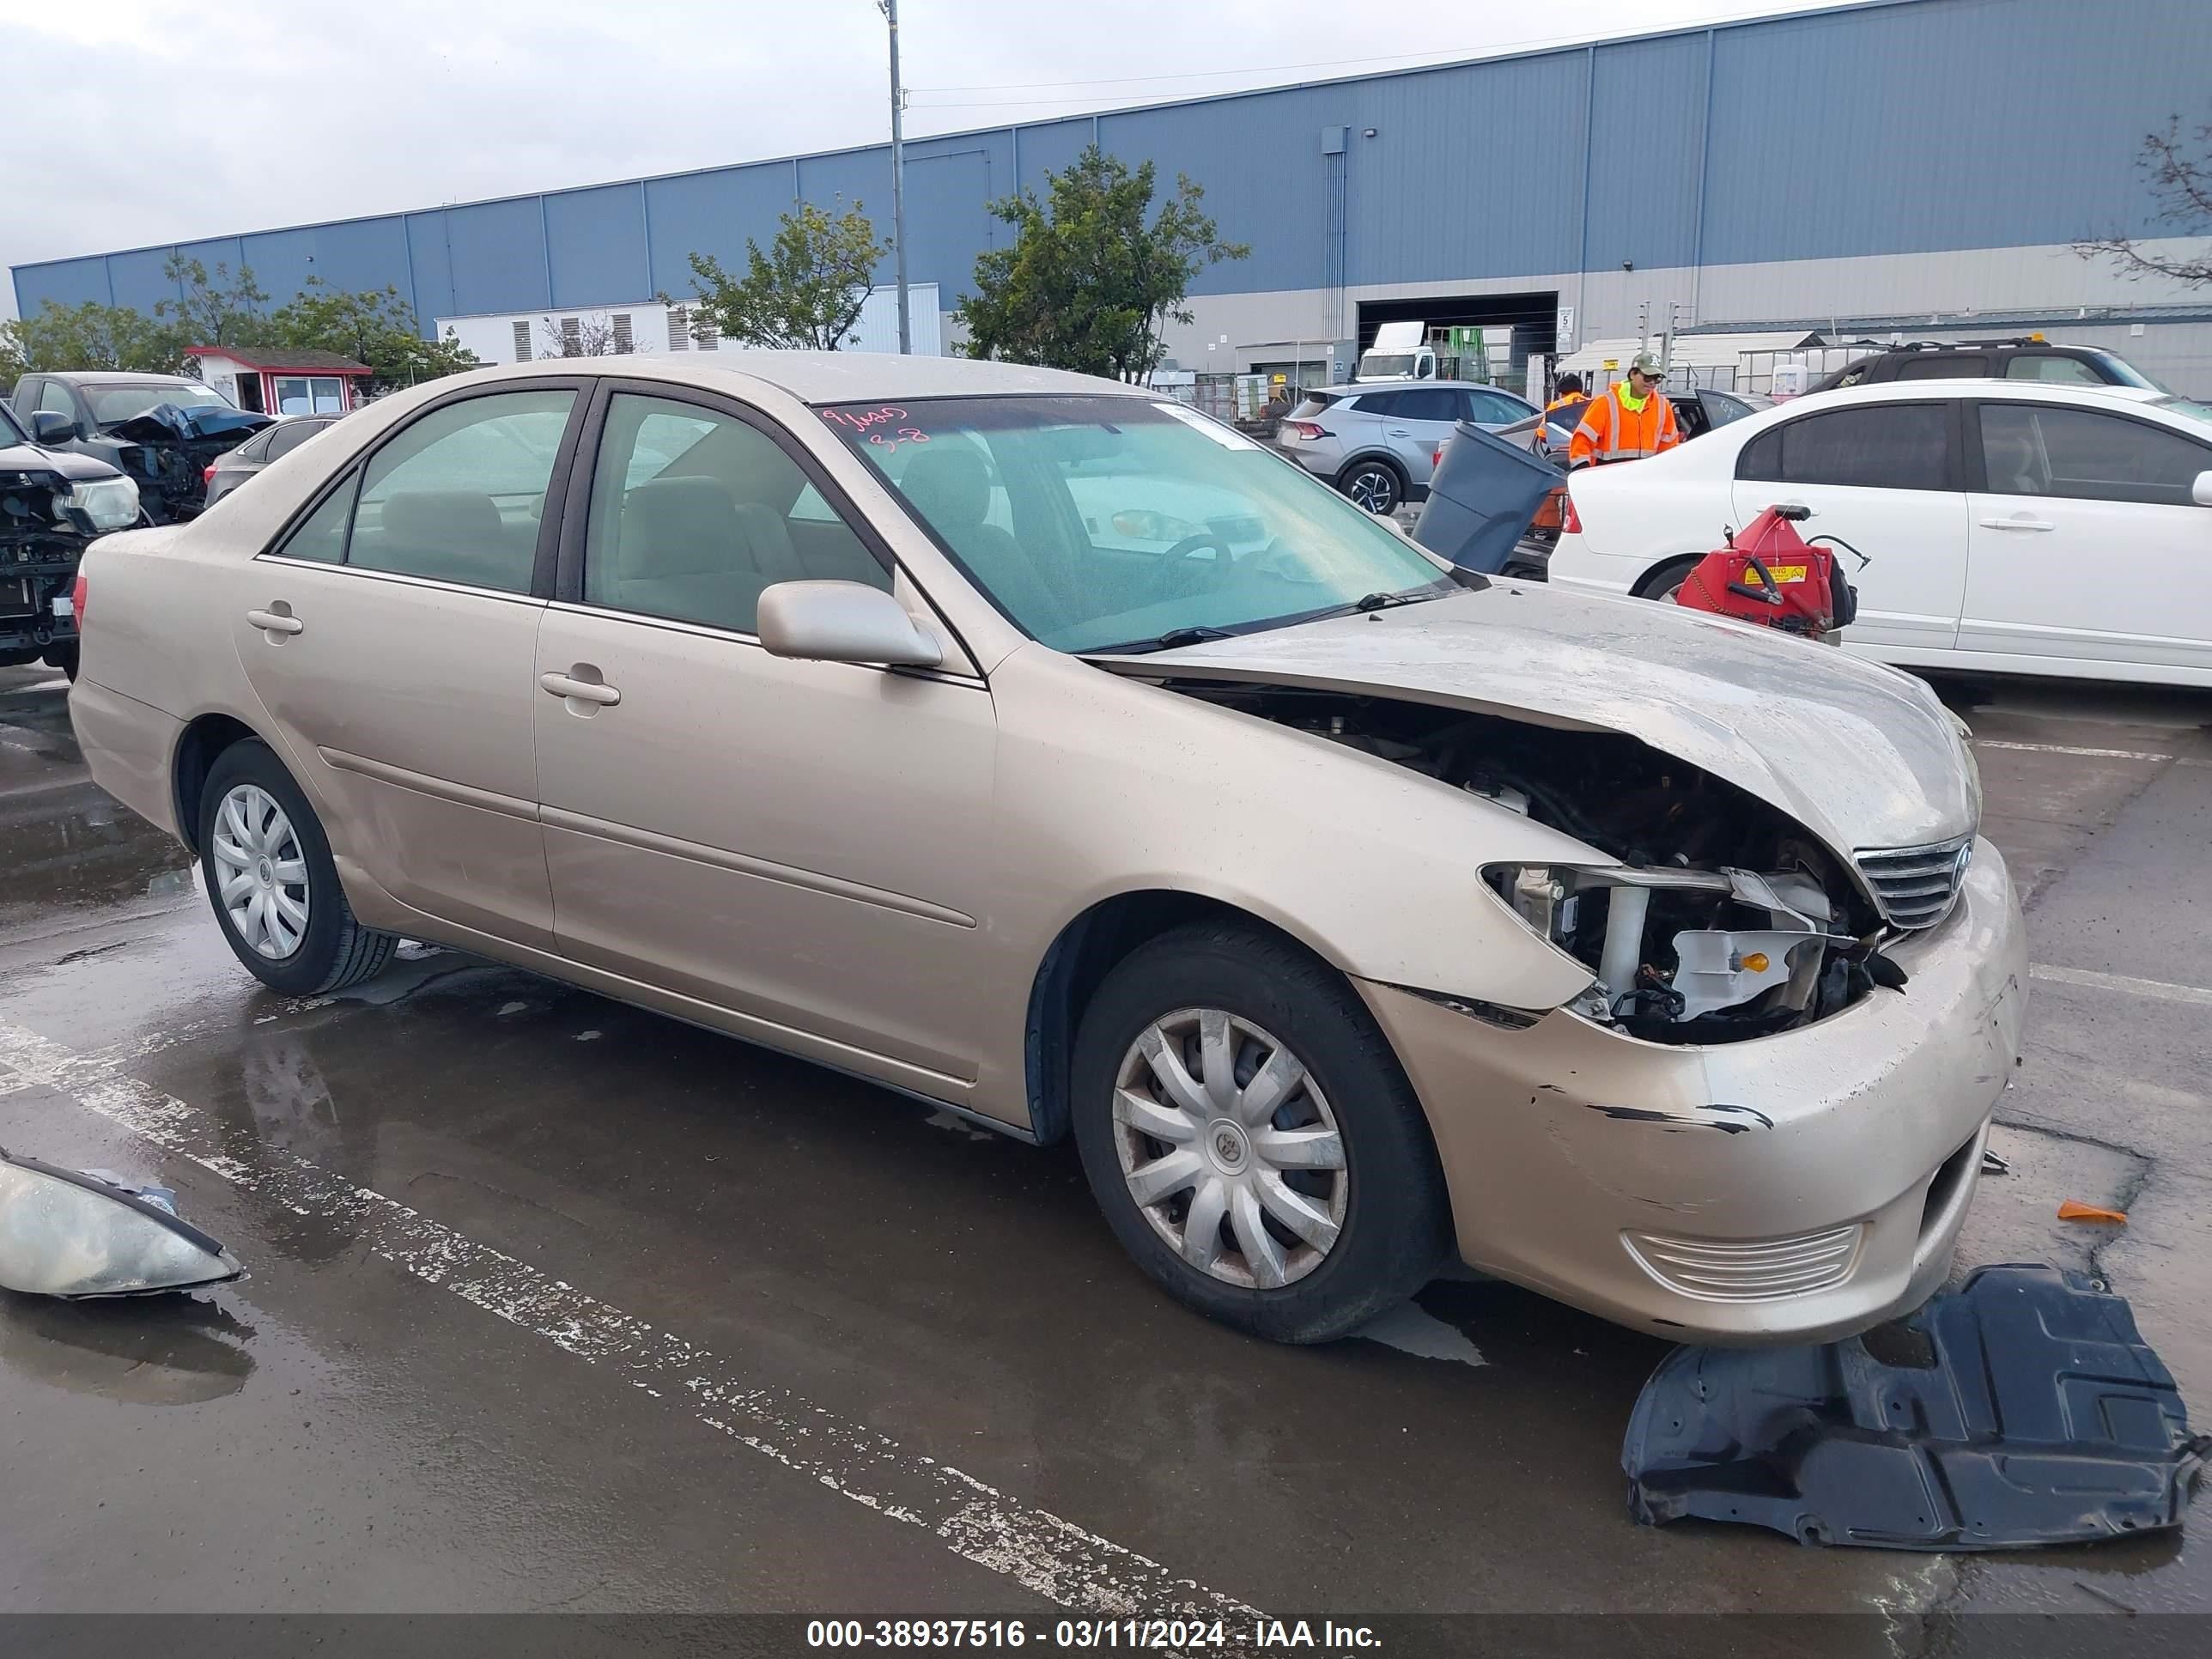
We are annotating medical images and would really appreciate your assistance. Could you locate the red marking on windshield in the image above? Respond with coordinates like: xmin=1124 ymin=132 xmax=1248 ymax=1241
xmin=823 ymin=405 xmax=911 ymax=433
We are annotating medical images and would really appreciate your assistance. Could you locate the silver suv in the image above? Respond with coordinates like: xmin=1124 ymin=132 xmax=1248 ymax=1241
xmin=1273 ymin=380 xmax=1538 ymax=514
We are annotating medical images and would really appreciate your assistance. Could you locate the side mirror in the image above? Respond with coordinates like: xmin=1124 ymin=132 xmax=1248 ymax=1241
xmin=30 ymin=409 xmax=77 ymax=445
xmin=757 ymin=580 xmax=944 ymax=669
xmin=2194 ymin=470 xmax=2212 ymax=508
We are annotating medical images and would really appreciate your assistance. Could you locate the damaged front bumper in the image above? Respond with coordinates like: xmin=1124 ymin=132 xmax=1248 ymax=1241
xmin=1362 ymin=838 xmax=2027 ymax=1344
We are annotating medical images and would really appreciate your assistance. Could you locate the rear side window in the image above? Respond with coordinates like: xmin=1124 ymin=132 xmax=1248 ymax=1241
xmin=1894 ymin=354 xmax=1986 ymax=380
xmin=346 ymin=390 xmax=575 ymax=592
xmin=264 ymin=420 xmax=327 ymax=461
xmin=1738 ymin=403 xmax=1952 ymax=490
xmin=2003 ymin=355 xmax=2105 ymax=386
xmin=1349 ymin=391 xmax=1398 ymax=417
xmin=271 ymin=471 xmax=359 ymax=564
xmin=1978 ymin=404 xmax=2210 ymax=506
xmin=1395 ymin=388 xmax=1461 ymax=422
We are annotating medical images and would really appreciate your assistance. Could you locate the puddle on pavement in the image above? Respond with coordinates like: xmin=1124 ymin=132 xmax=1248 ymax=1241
xmin=0 ymin=786 xmax=195 ymax=927
xmin=0 ymin=1290 xmax=253 ymax=1404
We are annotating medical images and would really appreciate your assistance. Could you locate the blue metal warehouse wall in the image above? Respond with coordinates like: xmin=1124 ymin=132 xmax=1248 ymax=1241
xmin=13 ymin=0 xmax=2200 ymax=332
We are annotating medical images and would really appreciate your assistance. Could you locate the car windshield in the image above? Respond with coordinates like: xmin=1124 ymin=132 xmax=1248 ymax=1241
xmin=2092 ymin=352 xmax=2169 ymax=392
xmin=1358 ymin=353 xmax=1417 ymax=379
xmin=2152 ymin=396 xmax=2212 ymax=434
xmin=824 ymin=395 xmax=1455 ymax=653
xmin=84 ymin=382 xmax=234 ymax=427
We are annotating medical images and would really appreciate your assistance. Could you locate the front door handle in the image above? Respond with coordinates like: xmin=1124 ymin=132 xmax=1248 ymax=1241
xmin=246 ymin=607 xmax=303 ymax=635
xmin=1978 ymin=517 xmax=2055 ymax=532
xmin=1386 ymin=427 xmax=1412 ymax=436
xmin=539 ymin=670 xmax=621 ymax=707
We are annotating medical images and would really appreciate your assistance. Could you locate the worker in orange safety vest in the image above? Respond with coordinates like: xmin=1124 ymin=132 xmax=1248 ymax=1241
xmin=1534 ymin=373 xmax=1589 ymax=452
xmin=1569 ymin=349 xmax=1680 ymax=467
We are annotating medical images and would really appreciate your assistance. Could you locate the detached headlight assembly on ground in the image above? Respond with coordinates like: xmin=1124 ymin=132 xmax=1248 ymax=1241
xmin=58 ymin=477 xmax=141 ymax=532
xmin=0 ymin=1147 xmax=243 ymax=1298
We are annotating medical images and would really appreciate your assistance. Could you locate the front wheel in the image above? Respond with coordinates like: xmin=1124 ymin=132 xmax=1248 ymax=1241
xmin=1336 ymin=459 xmax=1404 ymax=516
xmin=198 ymin=739 xmax=398 ymax=996
xmin=1071 ymin=921 xmax=1449 ymax=1343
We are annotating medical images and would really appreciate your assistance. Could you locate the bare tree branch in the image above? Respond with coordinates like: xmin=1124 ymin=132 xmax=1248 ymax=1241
xmin=2075 ymin=115 xmax=2212 ymax=286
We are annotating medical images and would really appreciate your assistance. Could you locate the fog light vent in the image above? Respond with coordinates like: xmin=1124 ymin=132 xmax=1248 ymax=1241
xmin=1624 ymin=1223 xmax=1864 ymax=1302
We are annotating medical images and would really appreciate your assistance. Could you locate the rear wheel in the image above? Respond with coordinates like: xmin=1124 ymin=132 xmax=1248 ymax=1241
xmin=198 ymin=739 xmax=398 ymax=996
xmin=1071 ymin=921 xmax=1449 ymax=1343
xmin=1336 ymin=459 xmax=1404 ymax=516
xmin=1636 ymin=557 xmax=1701 ymax=605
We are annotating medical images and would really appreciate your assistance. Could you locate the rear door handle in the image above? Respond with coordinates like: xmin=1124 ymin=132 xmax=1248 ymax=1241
xmin=1978 ymin=517 xmax=2055 ymax=532
xmin=539 ymin=671 xmax=620 ymax=707
xmin=1386 ymin=428 xmax=1412 ymax=436
xmin=246 ymin=608 xmax=303 ymax=635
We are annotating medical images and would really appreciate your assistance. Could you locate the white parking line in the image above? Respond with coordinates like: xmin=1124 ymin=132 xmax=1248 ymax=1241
xmin=0 ymin=1016 xmax=1263 ymax=1625
xmin=1971 ymin=739 xmax=2172 ymax=762
xmin=2030 ymin=963 xmax=2212 ymax=1009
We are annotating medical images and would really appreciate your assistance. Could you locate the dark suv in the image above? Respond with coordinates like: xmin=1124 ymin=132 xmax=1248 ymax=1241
xmin=0 ymin=401 xmax=143 ymax=678
xmin=1813 ymin=339 xmax=2163 ymax=393
xmin=9 ymin=371 xmax=271 ymax=521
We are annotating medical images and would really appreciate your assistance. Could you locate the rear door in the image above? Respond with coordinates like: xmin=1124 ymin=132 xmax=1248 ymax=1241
xmin=233 ymin=384 xmax=583 ymax=948
xmin=1960 ymin=398 xmax=2212 ymax=675
xmin=1731 ymin=398 xmax=1968 ymax=652
xmin=1386 ymin=386 xmax=1464 ymax=487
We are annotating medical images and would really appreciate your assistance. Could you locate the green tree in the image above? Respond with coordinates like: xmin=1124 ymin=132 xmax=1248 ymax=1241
xmin=678 ymin=201 xmax=889 ymax=350
xmin=264 ymin=277 xmax=478 ymax=390
xmin=156 ymin=253 xmax=270 ymax=349
xmin=3 ymin=299 xmax=184 ymax=374
xmin=959 ymin=147 xmax=1248 ymax=381
xmin=2076 ymin=114 xmax=2212 ymax=286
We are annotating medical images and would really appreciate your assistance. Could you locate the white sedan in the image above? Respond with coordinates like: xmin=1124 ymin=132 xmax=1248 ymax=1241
xmin=1547 ymin=379 xmax=2212 ymax=686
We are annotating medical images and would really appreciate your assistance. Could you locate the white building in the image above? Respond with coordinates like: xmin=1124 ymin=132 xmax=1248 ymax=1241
xmin=436 ymin=285 xmax=943 ymax=366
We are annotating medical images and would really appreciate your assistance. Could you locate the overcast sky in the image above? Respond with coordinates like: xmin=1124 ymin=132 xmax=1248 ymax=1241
xmin=1 ymin=0 xmax=1830 ymax=318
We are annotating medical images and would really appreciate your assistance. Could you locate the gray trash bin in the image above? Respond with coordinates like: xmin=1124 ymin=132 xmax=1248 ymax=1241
xmin=1411 ymin=420 xmax=1562 ymax=575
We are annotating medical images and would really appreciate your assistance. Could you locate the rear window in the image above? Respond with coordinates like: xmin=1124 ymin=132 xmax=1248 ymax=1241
xmin=1739 ymin=402 xmax=1953 ymax=490
xmin=1290 ymin=393 xmax=1346 ymax=418
xmin=1893 ymin=354 xmax=1987 ymax=380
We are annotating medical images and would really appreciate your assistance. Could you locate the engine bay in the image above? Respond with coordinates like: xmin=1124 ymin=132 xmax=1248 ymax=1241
xmin=1167 ymin=681 xmax=1893 ymax=1044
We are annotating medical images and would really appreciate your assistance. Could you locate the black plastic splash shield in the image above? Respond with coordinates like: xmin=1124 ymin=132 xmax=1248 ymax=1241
xmin=1622 ymin=1263 xmax=2209 ymax=1549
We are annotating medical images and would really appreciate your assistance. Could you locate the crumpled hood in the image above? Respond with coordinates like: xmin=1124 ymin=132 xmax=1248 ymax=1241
xmin=1103 ymin=582 xmax=1978 ymax=857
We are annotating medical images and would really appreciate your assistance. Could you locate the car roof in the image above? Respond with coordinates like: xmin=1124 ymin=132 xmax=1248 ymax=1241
xmin=580 ymin=351 xmax=1142 ymax=404
xmin=1790 ymin=379 xmax=2168 ymax=408
xmin=1342 ymin=378 xmax=1519 ymax=392
xmin=43 ymin=370 xmax=210 ymax=386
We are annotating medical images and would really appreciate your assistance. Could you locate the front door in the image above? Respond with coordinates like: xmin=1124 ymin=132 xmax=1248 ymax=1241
xmin=1960 ymin=398 xmax=2212 ymax=675
xmin=1731 ymin=398 xmax=1968 ymax=653
xmin=532 ymin=386 xmax=997 ymax=1086
xmin=232 ymin=386 xmax=581 ymax=947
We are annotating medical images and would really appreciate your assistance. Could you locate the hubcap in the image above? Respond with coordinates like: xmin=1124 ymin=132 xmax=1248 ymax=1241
xmin=1347 ymin=468 xmax=1395 ymax=514
xmin=210 ymin=784 xmax=310 ymax=960
xmin=1111 ymin=1008 xmax=1348 ymax=1291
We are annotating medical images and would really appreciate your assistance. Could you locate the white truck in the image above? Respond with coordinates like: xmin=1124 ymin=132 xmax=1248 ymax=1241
xmin=1354 ymin=321 xmax=1438 ymax=382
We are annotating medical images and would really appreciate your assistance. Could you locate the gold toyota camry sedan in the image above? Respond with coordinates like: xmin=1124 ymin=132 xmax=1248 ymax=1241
xmin=68 ymin=354 xmax=2026 ymax=1346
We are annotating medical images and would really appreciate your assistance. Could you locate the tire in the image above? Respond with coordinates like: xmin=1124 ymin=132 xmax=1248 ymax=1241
xmin=45 ymin=643 xmax=79 ymax=682
xmin=1070 ymin=921 xmax=1449 ymax=1343
xmin=1635 ymin=556 xmax=1701 ymax=604
xmin=198 ymin=738 xmax=398 ymax=996
xmin=1335 ymin=458 xmax=1404 ymax=517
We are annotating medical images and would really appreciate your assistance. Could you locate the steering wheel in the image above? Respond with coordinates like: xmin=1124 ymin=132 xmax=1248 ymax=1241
xmin=1157 ymin=532 xmax=1237 ymax=597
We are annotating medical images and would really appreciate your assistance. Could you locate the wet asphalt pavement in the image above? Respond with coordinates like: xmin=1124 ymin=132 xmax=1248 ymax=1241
xmin=3 ymin=659 xmax=2209 ymax=1638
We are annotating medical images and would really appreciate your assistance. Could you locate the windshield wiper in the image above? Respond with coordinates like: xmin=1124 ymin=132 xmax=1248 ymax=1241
xmin=1090 ymin=624 xmax=1239 ymax=655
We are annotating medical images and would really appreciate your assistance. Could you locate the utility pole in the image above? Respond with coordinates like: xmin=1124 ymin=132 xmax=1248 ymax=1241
xmin=881 ymin=0 xmax=911 ymax=355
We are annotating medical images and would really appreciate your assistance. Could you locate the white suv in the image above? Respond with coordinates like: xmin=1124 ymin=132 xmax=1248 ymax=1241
xmin=1547 ymin=380 xmax=2212 ymax=686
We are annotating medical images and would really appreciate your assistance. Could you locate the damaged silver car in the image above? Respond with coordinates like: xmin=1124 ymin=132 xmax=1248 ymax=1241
xmin=66 ymin=356 xmax=2026 ymax=1346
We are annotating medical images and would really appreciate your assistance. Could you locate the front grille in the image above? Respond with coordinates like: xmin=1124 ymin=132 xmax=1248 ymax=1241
xmin=1856 ymin=836 xmax=1973 ymax=929
xmin=1625 ymin=1223 xmax=1865 ymax=1302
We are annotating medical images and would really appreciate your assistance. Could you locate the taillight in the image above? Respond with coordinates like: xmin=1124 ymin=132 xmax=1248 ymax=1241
xmin=1561 ymin=492 xmax=1583 ymax=535
xmin=1431 ymin=446 xmax=1444 ymax=468
xmin=1284 ymin=421 xmax=1325 ymax=441
xmin=203 ymin=465 xmax=217 ymax=485
xmin=71 ymin=571 xmax=88 ymax=630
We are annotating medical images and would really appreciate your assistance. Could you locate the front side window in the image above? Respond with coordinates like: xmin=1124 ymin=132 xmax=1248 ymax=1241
xmin=825 ymin=396 xmax=1455 ymax=654
xmin=347 ymin=389 xmax=574 ymax=592
xmin=1978 ymin=404 xmax=2210 ymax=506
xmin=582 ymin=393 xmax=888 ymax=635
xmin=1464 ymin=390 xmax=1531 ymax=424
xmin=1738 ymin=403 xmax=1952 ymax=491
xmin=39 ymin=382 xmax=77 ymax=420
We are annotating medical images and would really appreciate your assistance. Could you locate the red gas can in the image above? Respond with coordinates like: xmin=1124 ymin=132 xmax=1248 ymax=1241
xmin=1672 ymin=504 xmax=1854 ymax=639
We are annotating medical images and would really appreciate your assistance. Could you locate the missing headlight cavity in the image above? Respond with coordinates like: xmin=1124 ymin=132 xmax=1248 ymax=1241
xmin=1170 ymin=683 xmax=1893 ymax=1045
